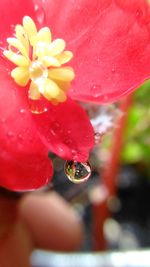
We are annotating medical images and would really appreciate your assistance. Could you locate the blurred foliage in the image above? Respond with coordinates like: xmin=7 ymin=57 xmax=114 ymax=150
xmin=121 ymin=79 xmax=150 ymax=176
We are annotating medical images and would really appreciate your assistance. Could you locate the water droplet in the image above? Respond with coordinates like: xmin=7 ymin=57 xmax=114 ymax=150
xmin=7 ymin=131 xmax=14 ymax=137
xmin=65 ymin=138 xmax=73 ymax=145
xmin=96 ymin=58 xmax=101 ymax=64
xmin=51 ymin=122 xmax=63 ymax=137
xmin=29 ymin=98 xmax=48 ymax=114
xmin=64 ymin=161 xmax=91 ymax=184
xmin=52 ymin=122 xmax=61 ymax=130
xmin=34 ymin=4 xmax=46 ymax=25
xmin=90 ymin=84 xmax=102 ymax=98
xmin=20 ymin=108 xmax=26 ymax=114
xmin=55 ymin=144 xmax=69 ymax=158
xmin=58 ymin=147 xmax=64 ymax=153
xmin=71 ymin=149 xmax=77 ymax=157
xmin=111 ymin=67 xmax=116 ymax=73
xmin=5 ymin=68 xmax=9 ymax=73
xmin=10 ymin=24 xmax=15 ymax=30
xmin=91 ymin=84 xmax=101 ymax=93
xmin=135 ymin=10 xmax=142 ymax=18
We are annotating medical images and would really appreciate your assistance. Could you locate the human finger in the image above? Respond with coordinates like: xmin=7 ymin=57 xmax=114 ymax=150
xmin=19 ymin=192 xmax=84 ymax=251
xmin=0 ymin=196 xmax=33 ymax=267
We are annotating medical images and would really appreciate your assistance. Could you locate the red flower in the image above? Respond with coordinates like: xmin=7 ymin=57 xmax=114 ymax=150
xmin=1 ymin=0 xmax=150 ymax=191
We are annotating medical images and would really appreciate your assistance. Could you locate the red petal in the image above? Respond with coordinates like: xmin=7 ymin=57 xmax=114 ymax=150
xmin=35 ymin=0 xmax=150 ymax=103
xmin=0 ymin=0 xmax=36 ymax=46
xmin=32 ymin=98 xmax=94 ymax=162
xmin=33 ymin=0 xmax=111 ymax=44
xmin=0 ymin=63 xmax=53 ymax=191
xmin=70 ymin=0 xmax=150 ymax=103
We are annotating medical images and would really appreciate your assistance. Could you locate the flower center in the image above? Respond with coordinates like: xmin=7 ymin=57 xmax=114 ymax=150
xmin=3 ymin=16 xmax=75 ymax=105
xmin=29 ymin=60 xmax=48 ymax=83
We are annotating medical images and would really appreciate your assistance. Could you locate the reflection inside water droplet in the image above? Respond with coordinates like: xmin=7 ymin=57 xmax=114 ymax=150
xmin=64 ymin=161 xmax=91 ymax=184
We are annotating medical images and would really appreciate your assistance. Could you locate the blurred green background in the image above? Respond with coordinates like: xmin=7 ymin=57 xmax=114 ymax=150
xmin=121 ymin=80 xmax=150 ymax=177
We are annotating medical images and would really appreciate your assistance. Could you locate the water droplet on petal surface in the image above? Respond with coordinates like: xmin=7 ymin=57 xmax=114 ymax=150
xmin=10 ymin=24 xmax=15 ymax=31
xmin=34 ymin=4 xmax=46 ymax=25
xmin=29 ymin=98 xmax=48 ymax=114
xmin=20 ymin=108 xmax=26 ymax=114
xmin=111 ymin=67 xmax=116 ymax=73
xmin=90 ymin=84 xmax=102 ymax=96
xmin=52 ymin=122 xmax=61 ymax=131
xmin=7 ymin=131 xmax=14 ymax=137
xmin=64 ymin=161 xmax=91 ymax=184
xmin=65 ymin=138 xmax=73 ymax=145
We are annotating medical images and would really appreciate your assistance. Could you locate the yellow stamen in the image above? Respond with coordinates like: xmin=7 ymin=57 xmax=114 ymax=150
xmin=3 ymin=50 xmax=29 ymax=66
xmin=29 ymin=81 xmax=41 ymax=100
xmin=41 ymin=56 xmax=61 ymax=67
xmin=15 ymin=25 xmax=29 ymax=53
xmin=47 ymin=39 xmax=66 ymax=56
xmin=23 ymin=16 xmax=37 ymax=46
xmin=56 ymin=51 xmax=73 ymax=64
xmin=36 ymin=27 xmax=52 ymax=44
xmin=48 ymin=67 xmax=75 ymax=81
xmin=7 ymin=37 xmax=28 ymax=57
xmin=43 ymin=79 xmax=61 ymax=100
xmin=3 ymin=16 xmax=75 ymax=105
xmin=11 ymin=67 xmax=29 ymax=86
